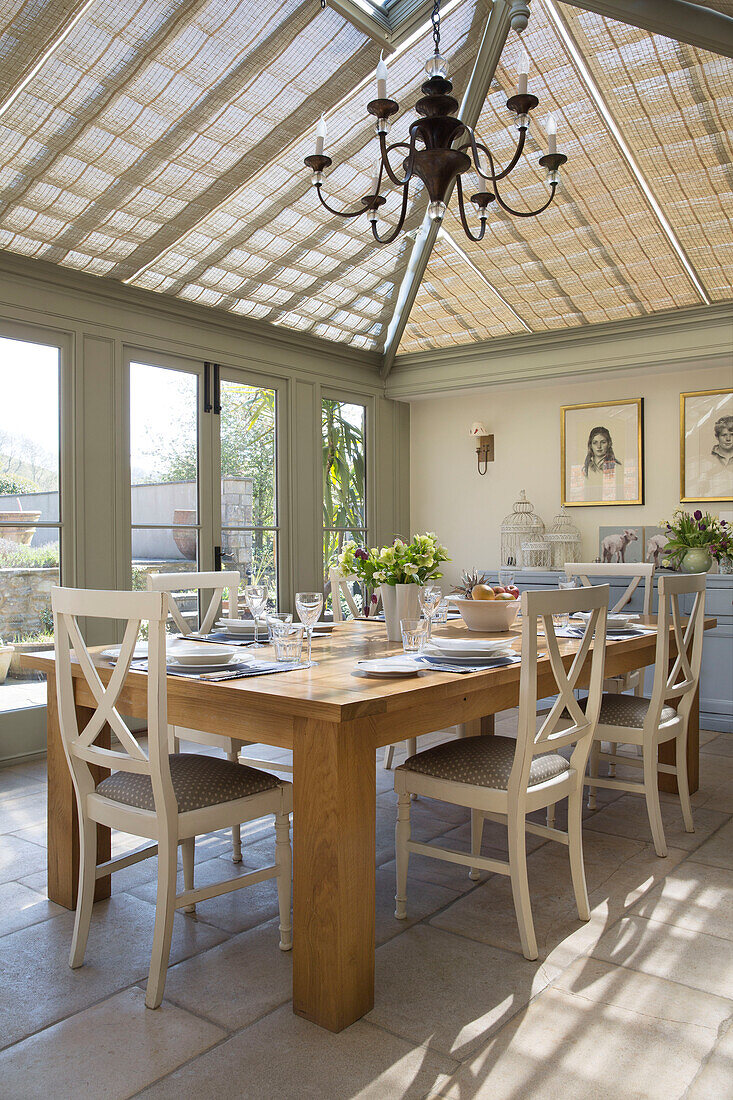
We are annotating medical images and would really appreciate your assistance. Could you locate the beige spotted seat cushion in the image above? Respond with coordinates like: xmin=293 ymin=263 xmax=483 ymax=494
xmin=595 ymin=693 xmax=677 ymax=729
xmin=96 ymin=753 xmax=280 ymax=813
xmin=398 ymin=735 xmax=569 ymax=790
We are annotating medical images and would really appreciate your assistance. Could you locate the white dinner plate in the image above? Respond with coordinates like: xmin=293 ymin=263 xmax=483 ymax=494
xmin=420 ymin=651 xmax=516 ymax=667
xmin=167 ymin=657 xmax=250 ymax=674
xmin=167 ymin=642 xmax=238 ymax=666
xmin=574 ymin=612 xmax=639 ymax=626
xmin=424 ymin=639 xmax=512 ymax=658
xmin=102 ymin=643 xmax=150 ymax=660
xmin=355 ymin=658 xmax=420 ymax=677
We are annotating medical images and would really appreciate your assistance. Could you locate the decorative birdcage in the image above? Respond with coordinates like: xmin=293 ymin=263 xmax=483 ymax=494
xmin=500 ymin=490 xmax=545 ymax=568
xmin=545 ymin=506 xmax=582 ymax=570
xmin=521 ymin=539 xmax=552 ymax=571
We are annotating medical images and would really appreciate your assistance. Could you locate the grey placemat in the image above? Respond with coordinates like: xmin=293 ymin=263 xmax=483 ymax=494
xmin=131 ymin=659 xmax=307 ymax=681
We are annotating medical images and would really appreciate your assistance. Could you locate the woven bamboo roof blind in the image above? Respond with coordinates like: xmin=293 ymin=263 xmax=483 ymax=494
xmin=0 ymin=0 xmax=730 ymax=355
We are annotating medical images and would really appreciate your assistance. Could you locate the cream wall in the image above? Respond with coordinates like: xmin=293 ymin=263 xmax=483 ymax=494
xmin=410 ymin=361 xmax=732 ymax=587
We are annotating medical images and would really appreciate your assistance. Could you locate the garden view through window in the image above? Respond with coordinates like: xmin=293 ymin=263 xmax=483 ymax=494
xmin=322 ymin=398 xmax=366 ymax=614
xmin=130 ymin=363 xmax=278 ymax=624
xmin=0 ymin=335 xmax=61 ymax=712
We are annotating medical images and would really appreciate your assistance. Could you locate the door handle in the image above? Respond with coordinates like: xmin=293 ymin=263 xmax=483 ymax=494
xmin=203 ymin=362 xmax=213 ymax=413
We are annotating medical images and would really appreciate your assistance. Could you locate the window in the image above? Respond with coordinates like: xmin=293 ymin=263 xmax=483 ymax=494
xmin=322 ymin=398 xmax=366 ymax=611
xmin=0 ymin=335 xmax=62 ymax=712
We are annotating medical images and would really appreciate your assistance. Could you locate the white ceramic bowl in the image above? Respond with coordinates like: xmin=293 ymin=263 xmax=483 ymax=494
xmin=448 ymin=596 xmax=520 ymax=633
xmin=166 ymin=642 xmax=237 ymax=666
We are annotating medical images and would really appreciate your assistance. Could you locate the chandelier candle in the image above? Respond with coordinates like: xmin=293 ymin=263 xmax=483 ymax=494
xmin=304 ymin=0 xmax=567 ymax=243
xmin=546 ymin=114 xmax=557 ymax=155
xmin=315 ymin=115 xmax=327 ymax=157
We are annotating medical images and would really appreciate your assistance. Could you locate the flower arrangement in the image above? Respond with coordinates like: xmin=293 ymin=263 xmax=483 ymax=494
xmin=659 ymin=508 xmax=730 ymax=568
xmin=338 ymin=533 xmax=450 ymax=588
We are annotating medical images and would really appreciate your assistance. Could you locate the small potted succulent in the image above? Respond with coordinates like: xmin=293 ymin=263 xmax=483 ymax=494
xmin=658 ymin=509 xmax=730 ymax=574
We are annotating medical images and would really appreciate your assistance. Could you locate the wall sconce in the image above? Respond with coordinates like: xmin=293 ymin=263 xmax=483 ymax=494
xmin=470 ymin=422 xmax=494 ymax=475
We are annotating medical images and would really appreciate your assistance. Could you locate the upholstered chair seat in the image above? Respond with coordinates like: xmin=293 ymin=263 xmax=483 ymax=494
xmin=400 ymin=735 xmax=569 ymax=790
xmin=97 ymin=754 xmax=280 ymax=813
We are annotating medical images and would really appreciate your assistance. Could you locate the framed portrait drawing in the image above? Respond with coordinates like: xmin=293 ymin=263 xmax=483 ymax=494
xmin=680 ymin=389 xmax=733 ymax=503
xmin=561 ymin=398 xmax=644 ymax=507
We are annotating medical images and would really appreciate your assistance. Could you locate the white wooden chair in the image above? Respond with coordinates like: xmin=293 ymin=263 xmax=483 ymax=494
xmin=52 ymin=585 xmax=292 ymax=1009
xmin=586 ymin=572 xmax=706 ymax=857
xmin=329 ymin=566 xmax=412 ymax=770
xmin=564 ymin=562 xmax=654 ymax=774
xmin=147 ymin=570 xmax=292 ymax=863
xmin=394 ymin=585 xmax=608 ymax=960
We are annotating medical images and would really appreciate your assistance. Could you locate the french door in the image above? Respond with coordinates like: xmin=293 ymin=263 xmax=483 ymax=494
xmin=127 ymin=353 xmax=282 ymax=617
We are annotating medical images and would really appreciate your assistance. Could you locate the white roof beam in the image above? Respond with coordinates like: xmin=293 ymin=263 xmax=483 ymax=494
xmin=559 ymin=0 xmax=733 ymax=58
xmin=380 ymin=0 xmax=512 ymax=378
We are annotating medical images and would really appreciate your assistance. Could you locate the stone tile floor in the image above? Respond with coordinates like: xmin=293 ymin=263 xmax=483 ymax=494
xmin=0 ymin=716 xmax=731 ymax=1099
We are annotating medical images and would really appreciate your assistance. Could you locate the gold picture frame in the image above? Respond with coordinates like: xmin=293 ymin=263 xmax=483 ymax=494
xmin=561 ymin=398 xmax=644 ymax=507
xmin=680 ymin=388 xmax=733 ymax=503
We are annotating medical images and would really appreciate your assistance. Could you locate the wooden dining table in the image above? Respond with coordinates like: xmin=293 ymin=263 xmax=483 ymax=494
xmin=25 ymin=614 xmax=713 ymax=1033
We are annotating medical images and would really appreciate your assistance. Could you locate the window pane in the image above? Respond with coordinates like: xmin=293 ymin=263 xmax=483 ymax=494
xmin=223 ymin=529 xmax=277 ymax=607
xmin=322 ymin=399 xmax=366 ymax=530
xmin=132 ymin=527 xmax=199 ymax=576
xmin=0 ymin=335 xmax=61 ymax=712
xmin=323 ymin=528 xmax=368 ymax=613
xmin=130 ymin=363 xmax=198 ymax=526
xmin=220 ymin=380 xmax=276 ymax=528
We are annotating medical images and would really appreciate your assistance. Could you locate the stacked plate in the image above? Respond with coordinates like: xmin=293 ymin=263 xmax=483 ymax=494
xmin=214 ymin=617 xmax=262 ymax=638
xmin=421 ymin=638 xmax=517 ymax=666
xmin=572 ymin=611 xmax=645 ymax=635
xmin=167 ymin=641 xmax=246 ymax=674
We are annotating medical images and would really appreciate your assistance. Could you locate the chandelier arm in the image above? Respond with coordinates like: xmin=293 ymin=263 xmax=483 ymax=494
xmin=370 ymin=183 xmax=411 ymax=244
xmin=378 ymin=132 xmax=416 ymax=188
xmin=314 ymin=184 xmax=367 ymax=219
xmin=461 ymin=128 xmax=527 ymax=183
xmin=455 ymin=176 xmax=486 ymax=242
xmin=493 ymin=180 xmax=558 ymax=218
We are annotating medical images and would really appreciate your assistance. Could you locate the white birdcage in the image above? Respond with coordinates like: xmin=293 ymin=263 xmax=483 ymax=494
xmin=521 ymin=539 xmax=552 ymax=571
xmin=500 ymin=490 xmax=545 ymax=567
xmin=545 ymin=506 xmax=582 ymax=570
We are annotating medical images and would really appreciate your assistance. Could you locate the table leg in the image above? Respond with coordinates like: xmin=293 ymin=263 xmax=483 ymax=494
xmin=462 ymin=715 xmax=495 ymax=737
xmin=658 ymin=686 xmax=699 ymax=796
xmin=47 ymin=673 xmax=111 ymax=909
xmin=292 ymin=717 xmax=376 ymax=1032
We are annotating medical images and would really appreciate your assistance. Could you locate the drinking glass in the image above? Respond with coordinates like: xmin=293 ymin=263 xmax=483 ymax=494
xmin=401 ymin=618 xmax=428 ymax=655
xmin=295 ymin=591 xmax=323 ymax=666
xmin=244 ymin=584 xmax=268 ymax=648
xmin=432 ymin=598 xmax=450 ymax=624
xmin=419 ymin=585 xmax=442 ymax=639
xmin=558 ymin=573 xmax=577 ymax=590
xmin=498 ymin=568 xmax=516 ymax=589
xmin=272 ymin=624 xmax=304 ymax=663
xmin=552 ymin=612 xmax=570 ymax=630
xmin=267 ymin=612 xmax=292 ymax=641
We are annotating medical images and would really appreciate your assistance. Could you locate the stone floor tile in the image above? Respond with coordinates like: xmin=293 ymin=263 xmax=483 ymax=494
xmin=10 ymin=821 xmax=46 ymax=847
xmin=366 ymin=925 xmax=557 ymax=1060
xmin=0 ymin=986 xmax=225 ymax=1100
xmin=130 ymin=855 xmax=282 ymax=935
xmin=591 ymin=915 xmax=733 ymax=1000
xmin=439 ymin=815 xmax=549 ymax=859
xmin=429 ymin=829 xmax=651 ymax=962
xmin=686 ymin=1018 xmax=733 ymax=1100
xmin=0 ymin=881 xmax=63 ymax=937
xmin=584 ymin=793 xmax=728 ymax=852
xmin=0 ymin=833 xmax=47 ymax=884
xmin=379 ymin=837 xmax=488 ymax=894
xmin=375 ymin=799 xmax=455 ymax=867
xmin=0 ymin=767 xmax=44 ymax=798
xmin=700 ymin=732 xmax=733 ymax=758
xmin=0 ymin=789 xmax=46 ymax=834
xmin=686 ymin=818 xmax=733 ymax=870
xmin=163 ymin=917 xmax=291 ymax=1030
xmin=136 ymin=1005 xmax=457 ymax=1100
xmin=438 ymin=985 xmax=723 ymax=1100
xmin=0 ymin=893 xmax=227 ymax=1050
xmin=374 ymin=867 xmax=459 ymax=945
xmin=633 ymin=860 xmax=733 ymax=940
xmin=552 ymin=955 xmax=733 ymax=1030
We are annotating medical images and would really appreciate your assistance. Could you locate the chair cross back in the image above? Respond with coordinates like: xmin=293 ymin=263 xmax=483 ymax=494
xmin=653 ymin=574 xmax=706 ymax=712
xmin=514 ymin=586 xmax=608 ymax=790
xmin=52 ymin=586 xmax=167 ymax=781
xmin=146 ymin=570 xmax=239 ymax=635
xmin=564 ymin=562 xmax=654 ymax=615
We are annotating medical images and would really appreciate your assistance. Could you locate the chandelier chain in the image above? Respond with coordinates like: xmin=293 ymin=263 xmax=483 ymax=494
xmin=431 ymin=0 xmax=441 ymax=55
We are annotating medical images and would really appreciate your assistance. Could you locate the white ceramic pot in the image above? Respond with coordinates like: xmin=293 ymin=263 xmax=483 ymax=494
xmin=380 ymin=583 xmax=421 ymax=642
xmin=0 ymin=645 xmax=12 ymax=684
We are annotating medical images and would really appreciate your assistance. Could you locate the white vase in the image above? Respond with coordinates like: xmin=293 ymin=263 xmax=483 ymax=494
xmin=380 ymin=583 xmax=421 ymax=642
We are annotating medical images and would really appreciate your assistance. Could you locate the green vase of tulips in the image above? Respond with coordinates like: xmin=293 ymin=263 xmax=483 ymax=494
xmin=659 ymin=509 xmax=730 ymax=574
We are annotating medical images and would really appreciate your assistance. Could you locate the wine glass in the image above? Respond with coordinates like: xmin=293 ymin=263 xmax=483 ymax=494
xmin=498 ymin=568 xmax=516 ymax=589
xmin=295 ymin=591 xmax=323 ymax=666
xmin=419 ymin=585 xmax=442 ymax=640
xmin=244 ymin=584 xmax=268 ymax=648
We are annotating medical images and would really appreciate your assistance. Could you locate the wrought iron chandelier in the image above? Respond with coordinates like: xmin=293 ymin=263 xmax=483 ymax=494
xmin=304 ymin=0 xmax=567 ymax=244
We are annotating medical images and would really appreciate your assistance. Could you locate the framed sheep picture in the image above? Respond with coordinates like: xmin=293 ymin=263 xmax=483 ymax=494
xmin=561 ymin=398 xmax=644 ymax=507
xmin=598 ymin=526 xmax=643 ymax=564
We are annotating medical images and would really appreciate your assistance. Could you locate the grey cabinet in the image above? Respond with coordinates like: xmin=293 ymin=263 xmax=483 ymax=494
xmin=482 ymin=570 xmax=732 ymax=733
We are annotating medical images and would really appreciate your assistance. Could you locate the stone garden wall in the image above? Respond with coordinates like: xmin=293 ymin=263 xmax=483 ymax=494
xmin=0 ymin=567 xmax=59 ymax=639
